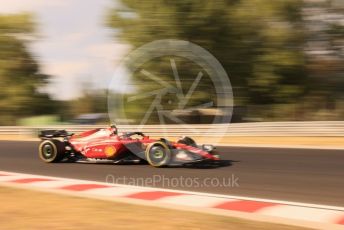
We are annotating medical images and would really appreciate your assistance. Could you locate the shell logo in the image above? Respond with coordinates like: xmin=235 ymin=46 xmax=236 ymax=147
xmin=104 ymin=145 xmax=116 ymax=157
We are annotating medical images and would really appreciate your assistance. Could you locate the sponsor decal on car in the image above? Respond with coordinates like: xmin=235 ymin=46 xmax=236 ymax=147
xmin=104 ymin=145 xmax=116 ymax=157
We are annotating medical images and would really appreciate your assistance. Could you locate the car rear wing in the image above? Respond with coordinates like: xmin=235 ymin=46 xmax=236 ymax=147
xmin=38 ymin=130 xmax=73 ymax=139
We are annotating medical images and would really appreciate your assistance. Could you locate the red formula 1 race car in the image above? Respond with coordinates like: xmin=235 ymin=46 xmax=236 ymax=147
xmin=38 ymin=125 xmax=220 ymax=167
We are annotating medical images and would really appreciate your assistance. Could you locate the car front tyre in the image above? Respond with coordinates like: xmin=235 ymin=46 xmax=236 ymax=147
xmin=145 ymin=142 xmax=171 ymax=167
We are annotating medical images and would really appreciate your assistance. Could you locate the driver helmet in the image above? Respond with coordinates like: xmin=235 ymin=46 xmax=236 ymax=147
xmin=110 ymin=124 xmax=118 ymax=135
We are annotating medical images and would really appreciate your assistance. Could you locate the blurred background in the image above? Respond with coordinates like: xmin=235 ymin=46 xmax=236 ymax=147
xmin=0 ymin=0 xmax=343 ymax=126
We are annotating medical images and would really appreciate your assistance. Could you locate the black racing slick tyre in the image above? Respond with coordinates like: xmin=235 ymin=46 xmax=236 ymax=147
xmin=145 ymin=142 xmax=171 ymax=167
xmin=39 ymin=139 xmax=65 ymax=163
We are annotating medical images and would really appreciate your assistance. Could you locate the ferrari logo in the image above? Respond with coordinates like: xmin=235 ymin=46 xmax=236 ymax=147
xmin=104 ymin=145 xmax=116 ymax=157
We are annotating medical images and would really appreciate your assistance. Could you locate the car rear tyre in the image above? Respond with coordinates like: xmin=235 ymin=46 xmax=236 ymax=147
xmin=145 ymin=142 xmax=171 ymax=167
xmin=39 ymin=140 xmax=65 ymax=163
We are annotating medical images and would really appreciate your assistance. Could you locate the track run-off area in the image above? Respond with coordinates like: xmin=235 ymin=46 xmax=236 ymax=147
xmin=0 ymin=141 xmax=343 ymax=207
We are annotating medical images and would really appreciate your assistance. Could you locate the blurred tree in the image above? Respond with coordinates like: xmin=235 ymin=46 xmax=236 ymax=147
xmin=302 ymin=0 xmax=344 ymax=120
xmin=0 ymin=14 xmax=54 ymax=125
xmin=66 ymin=89 xmax=108 ymax=120
xmin=107 ymin=0 xmax=308 ymax=122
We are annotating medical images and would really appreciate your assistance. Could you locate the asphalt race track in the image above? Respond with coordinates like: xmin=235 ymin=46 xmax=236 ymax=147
xmin=0 ymin=141 xmax=343 ymax=207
